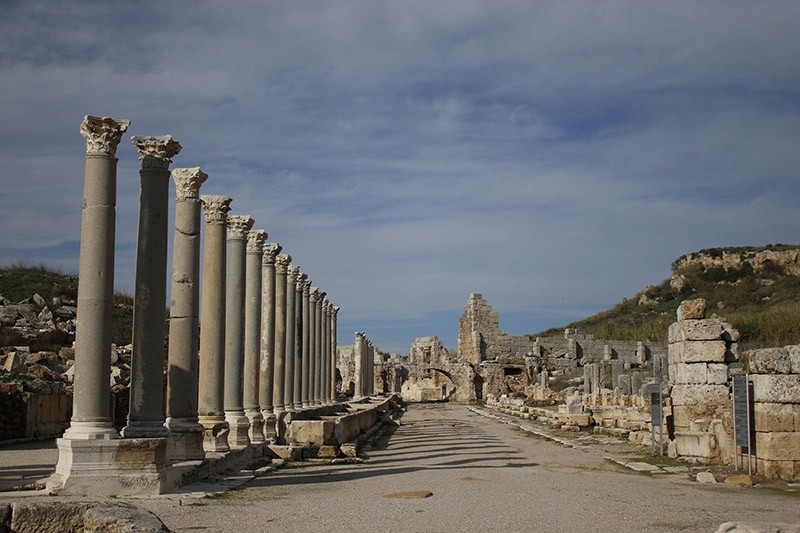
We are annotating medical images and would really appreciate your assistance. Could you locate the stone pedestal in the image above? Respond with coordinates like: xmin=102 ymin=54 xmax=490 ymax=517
xmin=244 ymin=230 xmax=267 ymax=443
xmin=260 ymin=243 xmax=281 ymax=442
xmin=124 ymin=135 xmax=181 ymax=439
xmin=198 ymin=195 xmax=232 ymax=453
xmin=62 ymin=116 xmax=129 ymax=441
xmin=224 ymin=215 xmax=254 ymax=446
xmin=165 ymin=167 xmax=207 ymax=461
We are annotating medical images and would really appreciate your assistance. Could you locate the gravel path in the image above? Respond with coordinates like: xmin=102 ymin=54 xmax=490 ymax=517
xmin=134 ymin=403 xmax=799 ymax=532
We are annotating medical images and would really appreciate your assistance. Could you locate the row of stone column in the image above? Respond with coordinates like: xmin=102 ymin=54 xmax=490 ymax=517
xmin=353 ymin=332 xmax=377 ymax=399
xmin=63 ymin=116 xmax=340 ymax=465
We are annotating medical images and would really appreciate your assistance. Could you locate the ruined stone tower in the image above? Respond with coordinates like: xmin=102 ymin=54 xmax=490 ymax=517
xmin=457 ymin=293 xmax=501 ymax=364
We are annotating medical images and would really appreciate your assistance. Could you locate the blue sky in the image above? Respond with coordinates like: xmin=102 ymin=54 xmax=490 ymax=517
xmin=1 ymin=1 xmax=799 ymax=353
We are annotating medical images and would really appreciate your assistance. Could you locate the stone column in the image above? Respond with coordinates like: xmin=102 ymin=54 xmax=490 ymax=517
xmin=198 ymin=195 xmax=232 ymax=453
xmin=63 ymin=116 xmax=129 ymax=440
xmin=331 ymin=305 xmax=339 ymax=402
xmin=320 ymin=299 xmax=330 ymax=404
xmin=368 ymin=341 xmax=375 ymax=396
xmin=293 ymin=270 xmax=306 ymax=410
xmin=314 ymin=291 xmax=326 ymax=405
xmin=123 ymin=135 xmax=181 ymax=438
xmin=301 ymin=279 xmax=312 ymax=408
xmin=308 ymin=288 xmax=319 ymax=406
xmin=354 ymin=332 xmax=365 ymax=400
xmin=284 ymin=265 xmax=298 ymax=411
xmin=244 ymin=229 xmax=267 ymax=443
xmin=224 ymin=215 xmax=254 ymax=446
xmin=260 ymin=243 xmax=281 ymax=441
xmin=273 ymin=254 xmax=291 ymax=412
xmin=165 ymin=167 xmax=207 ymax=461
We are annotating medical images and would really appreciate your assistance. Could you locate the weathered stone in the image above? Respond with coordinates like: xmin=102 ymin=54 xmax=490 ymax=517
xmin=786 ymin=344 xmax=800 ymax=374
xmin=681 ymin=340 xmax=727 ymax=363
xmin=678 ymin=298 xmax=706 ymax=321
xmin=716 ymin=521 xmax=800 ymax=533
xmin=679 ymin=320 xmax=725 ymax=341
xmin=748 ymin=347 xmax=792 ymax=374
xmin=83 ymin=502 xmax=170 ymax=532
xmin=383 ymin=491 xmax=433 ymax=499
xmin=695 ymin=471 xmax=717 ymax=483
xmin=707 ymin=364 xmax=729 ymax=385
xmin=670 ymin=384 xmax=729 ymax=407
xmin=9 ymin=501 xmax=90 ymax=532
xmin=751 ymin=374 xmax=800 ymax=404
xmin=755 ymin=431 xmax=800 ymax=461
xmin=753 ymin=402 xmax=799 ymax=432
xmin=723 ymin=474 xmax=754 ymax=487
xmin=669 ymin=363 xmax=709 ymax=385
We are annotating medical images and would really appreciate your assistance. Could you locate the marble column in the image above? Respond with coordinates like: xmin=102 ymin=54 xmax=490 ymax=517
xmin=224 ymin=215 xmax=254 ymax=446
xmin=63 ymin=115 xmax=129 ymax=440
xmin=244 ymin=229 xmax=267 ymax=443
xmin=123 ymin=135 xmax=181 ymax=438
xmin=198 ymin=195 xmax=232 ymax=453
xmin=292 ymin=270 xmax=306 ymax=410
xmin=260 ymin=243 xmax=281 ymax=441
xmin=284 ymin=265 xmax=298 ymax=412
xmin=308 ymin=288 xmax=319 ymax=406
xmin=367 ymin=341 xmax=374 ymax=396
xmin=354 ymin=332 xmax=365 ymax=400
xmin=331 ymin=305 xmax=339 ymax=402
xmin=314 ymin=290 xmax=326 ymax=405
xmin=300 ymin=279 xmax=312 ymax=408
xmin=320 ymin=298 xmax=330 ymax=404
xmin=273 ymin=254 xmax=291 ymax=412
xmin=165 ymin=167 xmax=207 ymax=461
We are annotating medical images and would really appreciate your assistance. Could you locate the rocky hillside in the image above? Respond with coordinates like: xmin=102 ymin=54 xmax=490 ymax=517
xmin=534 ymin=245 xmax=800 ymax=349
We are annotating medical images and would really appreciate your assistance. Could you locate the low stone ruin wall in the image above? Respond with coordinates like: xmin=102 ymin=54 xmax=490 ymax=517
xmin=0 ymin=500 xmax=170 ymax=532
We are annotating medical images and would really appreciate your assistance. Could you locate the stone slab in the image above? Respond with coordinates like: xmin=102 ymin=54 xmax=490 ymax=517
xmin=675 ymin=431 xmax=718 ymax=459
xmin=751 ymin=374 xmax=800 ymax=404
xmin=748 ymin=347 xmax=792 ymax=374
xmin=754 ymin=403 xmax=800 ymax=432
xmin=755 ymin=431 xmax=800 ymax=461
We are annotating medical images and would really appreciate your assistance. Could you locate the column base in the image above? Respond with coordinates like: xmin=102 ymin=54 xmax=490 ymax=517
xmin=199 ymin=415 xmax=230 ymax=453
xmin=245 ymin=408 xmax=265 ymax=443
xmin=48 ymin=436 xmax=168 ymax=496
xmin=121 ymin=420 xmax=169 ymax=438
xmin=62 ymin=421 xmax=119 ymax=440
xmin=165 ymin=417 xmax=205 ymax=462
xmin=293 ymin=402 xmax=304 ymax=411
xmin=225 ymin=410 xmax=251 ymax=447
xmin=262 ymin=410 xmax=277 ymax=442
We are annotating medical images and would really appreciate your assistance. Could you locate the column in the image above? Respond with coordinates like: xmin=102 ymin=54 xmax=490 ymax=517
xmin=284 ymin=265 xmax=298 ymax=411
xmin=165 ymin=167 xmax=207 ymax=461
xmin=198 ymin=195 xmax=232 ymax=453
xmin=244 ymin=229 xmax=267 ymax=443
xmin=308 ymin=288 xmax=319 ymax=406
xmin=293 ymin=270 xmax=306 ymax=410
xmin=63 ymin=115 xmax=129 ymax=440
xmin=320 ymin=298 xmax=330 ymax=404
xmin=259 ymin=243 xmax=281 ymax=441
xmin=301 ymin=279 xmax=312 ymax=408
xmin=224 ymin=214 xmax=254 ymax=446
xmin=314 ymin=290 xmax=326 ymax=405
xmin=367 ymin=341 xmax=374 ymax=396
xmin=354 ymin=332 xmax=365 ymax=400
xmin=273 ymin=254 xmax=291 ymax=412
xmin=331 ymin=305 xmax=339 ymax=402
xmin=123 ymin=135 xmax=181 ymax=438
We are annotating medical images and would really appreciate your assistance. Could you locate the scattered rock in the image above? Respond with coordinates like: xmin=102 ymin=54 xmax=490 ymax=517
xmin=716 ymin=522 xmax=800 ymax=533
xmin=724 ymin=474 xmax=754 ymax=487
xmin=678 ymin=298 xmax=706 ymax=321
xmin=696 ymin=471 xmax=717 ymax=483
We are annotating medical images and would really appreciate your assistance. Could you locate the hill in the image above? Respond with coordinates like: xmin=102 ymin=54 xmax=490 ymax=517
xmin=533 ymin=245 xmax=800 ymax=349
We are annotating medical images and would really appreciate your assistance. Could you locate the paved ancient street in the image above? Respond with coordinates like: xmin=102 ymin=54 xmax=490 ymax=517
xmin=132 ymin=404 xmax=799 ymax=532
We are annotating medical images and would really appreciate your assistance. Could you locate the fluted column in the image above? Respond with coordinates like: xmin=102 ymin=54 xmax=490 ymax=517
xmin=260 ymin=243 xmax=281 ymax=441
xmin=244 ymin=229 xmax=267 ymax=443
xmin=63 ymin=116 xmax=129 ymax=440
xmin=284 ymin=265 xmax=298 ymax=412
xmin=273 ymin=254 xmax=291 ymax=412
xmin=301 ymin=280 xmax=312 ymax=408
xmin=308 ymin=288 xmax=319 ymax=406
xmin=165 ymin=167 xmax=207 ymax=461
xmin=354 ymin=332 xmax=365 ymax=400
xmin=314 ymin=290 xmax=326 ymax=405
xmin=293 ymin=271 xmax=306 ymax=410
xmin=123 ymin=135 xmax=181 ymax=438
xmin=224 ymin=215 xmax=254 ymax=446
xmin=331 ymin=305 xmax=339 ymax=402
xmin=198 ymin=195 xmax=232 ymax=453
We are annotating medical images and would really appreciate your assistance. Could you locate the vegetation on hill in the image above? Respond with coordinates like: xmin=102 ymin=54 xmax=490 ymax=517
xmin=533 ymin=245 xmax=800 ymax=350
xmin=0 ymin=261 xmax=133 ymax=346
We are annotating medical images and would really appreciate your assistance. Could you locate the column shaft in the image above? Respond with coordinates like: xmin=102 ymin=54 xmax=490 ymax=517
xmin=293 ymin=272 xmax=305 ymax=409
xmin=273 ymin=255 xmax=290 ymax=411
xmin=260 ymin=244 xmax=281 ymax=441
xmin=284 ymin=266 xmax=297 ymax=411
xmin=244 ymin=230 xmax=266 ymax=443
xmin=308 ymin=289 xmax=319 ymax=406
xmin=301 ymin=283 xmax=311 ymax=407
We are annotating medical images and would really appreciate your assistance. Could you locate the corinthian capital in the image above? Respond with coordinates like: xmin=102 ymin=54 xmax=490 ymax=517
xmin=295 ymin=270 xmax=308 ymax=288
xmin=275 ymin=254 xmax=292 ymax=274
xmin=227 ymin=215 xmax=254 ymax=239
xmin=80 ymin=115 xmax=131 ymax=156
xmin=246 ymin=229 xmax=267 ymax=253
xmin=172 ymin=167 xmax=208 ymax=199
xmin=201 ymin=195 xmax=232 ymax=223
xmin=262 ymin=243 xmax=282 ymax=264
xmin=287 ymin=265 xmax=300 ymax=285
xmin=302 ymin=278 xmax=312 ymax=294
xmin=332 ymin=306 xmax=340 ymax=317
xmin=131 ymin=135 xmax=182 ymax=169
xmin=309 ymin=287 xmax=319 ymax=303
xmin=316 ymin=291 xmax=327 ymax=307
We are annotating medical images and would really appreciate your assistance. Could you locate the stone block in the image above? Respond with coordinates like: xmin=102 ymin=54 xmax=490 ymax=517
xmin=751 ymin=374 xmax=800 ymax=404
xmin=755 ymin=458 xmax=800 ymax=481
xmin=9 ymin=502 xmax=91 ymax=533
xmin=669 ymin=363 xmax=709 ymax=385
xmin=678 ymin=298 xmax=706 ymax=321
xmin=667 ymin=342 xmax=684 ymax=364
xmin=753 ymin=403 xmax=799 ymax=432
xmin=748 ymin=347 xmax=791 ymax=374
xmin=675 ymin=431 xmax=718 ymax=458
xmin=755 ymin=431 xmax=800 ymax=461
xmin=787 ymin=345 xmax=800 ymax=374
xmin=670 ymin=384 xmax=729 ymax=407
xmin=707 ymin=364 xmax=729 ymax=385
xmin=83 ymin=502 xmax=170 ymax=532
xmin=676 ymin=320 xmax=725 ymax=342
xmin=682 ymin=341 xmax=727 ymax=363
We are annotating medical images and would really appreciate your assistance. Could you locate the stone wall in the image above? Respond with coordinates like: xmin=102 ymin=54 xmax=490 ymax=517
xmin=457 ymin=293 xmax=499 ymax=364
xmin=0 ymin=382 xmax=71 ymax=440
